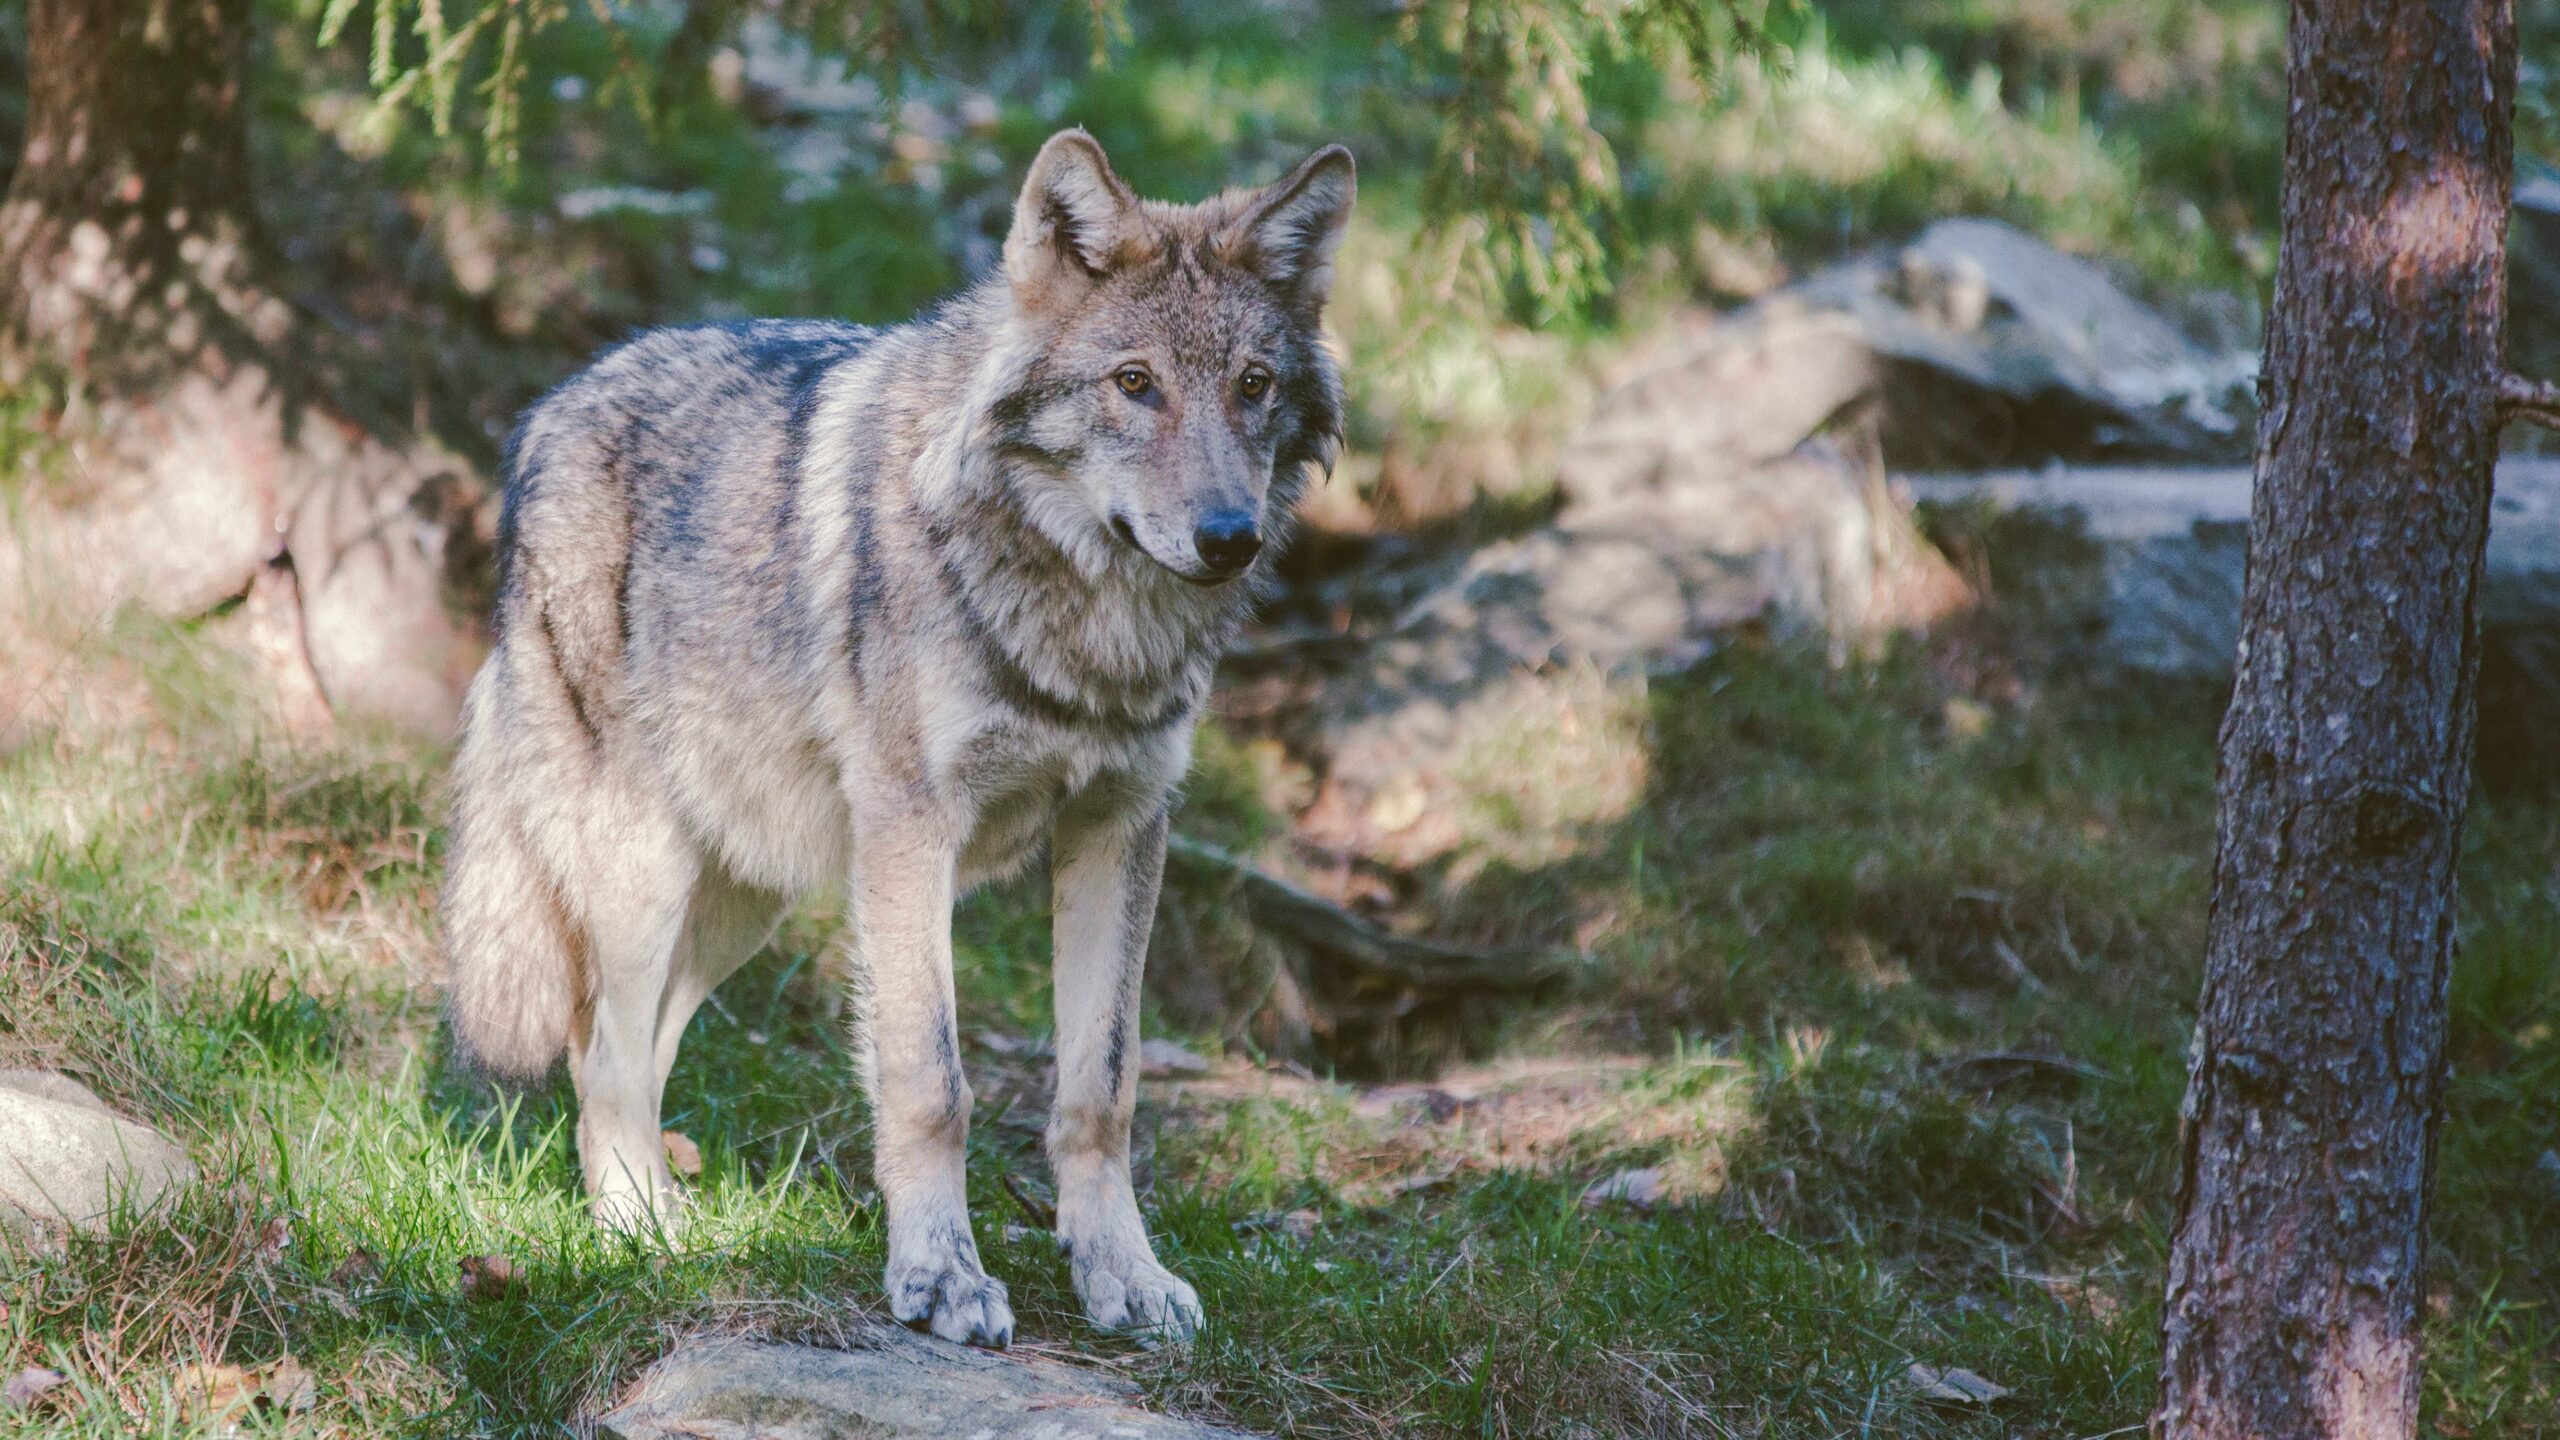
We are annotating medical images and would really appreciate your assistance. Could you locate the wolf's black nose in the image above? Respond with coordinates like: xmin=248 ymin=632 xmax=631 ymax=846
xmin=1194 ymin=512 xmax=1262 ymax=575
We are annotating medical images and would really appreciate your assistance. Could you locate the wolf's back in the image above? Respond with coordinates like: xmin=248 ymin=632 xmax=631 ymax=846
xmin=441 ymin=321 xmax=872 ymax=1077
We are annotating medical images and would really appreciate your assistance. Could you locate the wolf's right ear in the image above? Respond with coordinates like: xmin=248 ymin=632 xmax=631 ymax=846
xmin=1005 ymin=130 xmax=1144 ymax=314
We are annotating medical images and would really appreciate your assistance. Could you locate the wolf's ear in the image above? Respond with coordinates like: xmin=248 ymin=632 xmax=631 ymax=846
xmin=1226 ymin=145 xmax=1356 ymax=314
xmin=1005 ymin=129 xmax=1144 ymax=314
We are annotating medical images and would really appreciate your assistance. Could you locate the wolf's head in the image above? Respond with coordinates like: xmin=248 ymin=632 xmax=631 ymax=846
xmin=988 ymin=129 xmax=1353 ymax=588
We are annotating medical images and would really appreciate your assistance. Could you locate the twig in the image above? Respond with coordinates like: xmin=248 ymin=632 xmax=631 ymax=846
xmin=999 ymin=1169 xmax=1057 ymax=1230
xmin=2497 ymin=371 xmax=2560 ymax=428
xmin=1163 ymin=832 xmax=1574 ymax=993
xmin=1941 ymin=1049 xmax=2114 ymax=1084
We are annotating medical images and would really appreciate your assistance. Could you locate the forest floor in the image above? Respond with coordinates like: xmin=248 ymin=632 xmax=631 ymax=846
xmin=2 ymin=609 xmax=2555 ymax=1438
xmin=3 ymin=2 xmax=2557 ymax=1434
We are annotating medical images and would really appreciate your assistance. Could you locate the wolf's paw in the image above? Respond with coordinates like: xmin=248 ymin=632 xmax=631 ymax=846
xmin=886 ymin=1254 xmax=1015 ymax=1348
xmin=1073 ymin=1249 xmax=1203 ymax=1342
xmin=589 ymin=1176 xmax=682 ymax=1239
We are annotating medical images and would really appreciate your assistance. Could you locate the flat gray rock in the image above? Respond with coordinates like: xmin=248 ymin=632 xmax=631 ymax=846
xmin=1902 ymin=461 xmax=2560 ymax=670
xmin=0 ymin=1072 xmax=195 ymax=1240
xmin=600 ymin=1333 xmax=1256 ymax=1439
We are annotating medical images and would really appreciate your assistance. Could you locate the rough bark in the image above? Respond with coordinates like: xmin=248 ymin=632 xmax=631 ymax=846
xmin=0 ymin=0 xmax=483 ymax=736
xmin=2153 ymin=1 xmax=2514 ymax=1437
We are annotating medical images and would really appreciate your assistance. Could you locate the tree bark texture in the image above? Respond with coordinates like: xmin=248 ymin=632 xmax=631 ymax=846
xmin=0 ymin=0 xmax=483 ymax=735
xmin=2155 ymin=2 xmax=2514 ymax=1438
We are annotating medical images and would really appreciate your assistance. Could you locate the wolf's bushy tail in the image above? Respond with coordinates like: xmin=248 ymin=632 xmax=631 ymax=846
xmin=440 ymin=778 xmax=581 ymax=1080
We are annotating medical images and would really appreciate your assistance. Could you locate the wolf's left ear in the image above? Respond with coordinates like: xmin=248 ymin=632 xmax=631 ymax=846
xmin=1227 ymin=145 xmax=1356 ymax=314
xmin=1006 ymin=129 xmax=1145 ymax=314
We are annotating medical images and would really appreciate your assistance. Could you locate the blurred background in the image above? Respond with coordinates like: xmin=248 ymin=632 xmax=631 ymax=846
xmin=1 ymin=2 xmax=2556 ymax=1434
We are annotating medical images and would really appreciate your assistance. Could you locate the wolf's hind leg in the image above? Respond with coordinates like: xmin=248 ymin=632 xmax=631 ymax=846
xmin=1049 ymin=794 xmax=1202 ymax=1340
xmin=563 ymin=833 xmax=699 ymax=1235
xmin=653 ymin=865 xmax=791 ymax=1094
xmin=849 ymin=806 xmax=1013 ymax=1348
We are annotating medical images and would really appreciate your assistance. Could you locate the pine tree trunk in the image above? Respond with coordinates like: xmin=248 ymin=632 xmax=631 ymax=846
xmin=2154 ymin=1 xmax=2515 ymax=1437
xmin=0 ymin=0 xmax=482 ymax=736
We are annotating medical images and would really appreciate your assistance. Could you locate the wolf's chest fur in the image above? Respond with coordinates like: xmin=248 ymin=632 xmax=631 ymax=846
xmin=550 ymin=320 xmax=1228 ymax=898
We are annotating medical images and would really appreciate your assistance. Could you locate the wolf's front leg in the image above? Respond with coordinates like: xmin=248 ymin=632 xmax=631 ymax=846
xmin=1050 ymin=792 xmax=1203 ymax=1340
xmin=850 ymin=807 xmax=1013 ymax=1348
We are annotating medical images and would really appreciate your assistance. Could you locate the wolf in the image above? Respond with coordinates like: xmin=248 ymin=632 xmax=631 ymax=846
xmin=437 ymin=130 xmax=1353 ymax=1347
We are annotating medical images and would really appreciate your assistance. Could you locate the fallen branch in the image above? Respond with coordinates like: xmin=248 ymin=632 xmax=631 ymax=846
xmin=1163 ymin=832 xmax=1573 ymax=994
xmin=2498 ymin=371 xmax=2560 ymax=428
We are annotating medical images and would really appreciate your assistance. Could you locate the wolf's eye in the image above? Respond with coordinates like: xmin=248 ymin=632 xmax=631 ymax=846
xmin=1114 ymin=367 xmax=1154 ymax=397
xmin=1238 ymin=368 xmax=1271 ymax=401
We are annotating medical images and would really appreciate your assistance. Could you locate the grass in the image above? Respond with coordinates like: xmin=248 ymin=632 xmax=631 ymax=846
xmin=1 ymin=0 xmax=2553 ymax=1431
xmin=2 ymin=603 xmax=2554 ymax=1438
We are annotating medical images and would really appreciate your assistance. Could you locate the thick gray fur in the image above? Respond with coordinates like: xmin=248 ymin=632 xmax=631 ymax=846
xmin=439 ymin=130 xmax=1353 ymax=1348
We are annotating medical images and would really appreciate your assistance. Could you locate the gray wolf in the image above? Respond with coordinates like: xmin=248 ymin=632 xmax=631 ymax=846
xmin=437 ymin=129 xmax=1353 ymax=1347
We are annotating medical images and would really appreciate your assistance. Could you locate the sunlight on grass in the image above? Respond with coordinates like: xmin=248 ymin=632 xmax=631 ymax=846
xmin=2 ymin=610 xmax=2552 ymax=1433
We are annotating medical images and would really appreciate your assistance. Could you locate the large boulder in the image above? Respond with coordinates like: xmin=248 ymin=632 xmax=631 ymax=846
xmin=1903 ymin=461 xmax=2560 ymax=786
xmin=1787 ymin=217 xmax=2254 ymax=468
xmin=0 ymin=1072 xmax=195 ymax=1241
xmin=1301 ymin=442 xmax=1970 ymax=865
xmin=599 ymin=1334 xmax=1255 ymax=1439
xmin=1275 ymin=218 xmax=2259 ymax=863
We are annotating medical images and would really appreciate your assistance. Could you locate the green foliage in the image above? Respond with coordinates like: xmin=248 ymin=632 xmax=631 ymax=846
xmin=302 ymin=0 xmax=1788 ymax=316
xmin=309 ymin=0 xmax=1107 ymax=175
xmin=1388 ymin=0 xmax=1772 ymax=316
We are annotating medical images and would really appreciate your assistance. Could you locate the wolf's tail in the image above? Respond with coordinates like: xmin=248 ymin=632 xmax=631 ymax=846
xmin=439 ymin=734 xmax=581 ymax=1080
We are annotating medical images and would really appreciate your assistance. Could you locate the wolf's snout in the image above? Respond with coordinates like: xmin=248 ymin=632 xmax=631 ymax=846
xmin=1194 ymin=511 xmax=1261 ymax=576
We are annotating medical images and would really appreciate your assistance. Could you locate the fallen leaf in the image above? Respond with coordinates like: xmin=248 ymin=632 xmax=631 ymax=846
xmin=326 ymin=1248 xmax=381 ymax=1289
xmin=661 ymin=1130 xmax=703 ymax=1179
xmin=259 ymin=1355 xmax=317 ymax=1414
xmin=1942 ymin=696 xmax=1995 ymax=741
xmin=1139 ymin=1038 xmax=1213 ymax=1079
xmin=173 ymin=1362 xmax=254 ymax=1418
xmin=2 ymin=1367 xmax=65 ymax=1409
xmin=1905 ymin=1361 xmax=2010 ymax=1405
xmin=1580 ymin=1167 xmax=1666 ymax=1210
xmin=458 ymin=1253 xmax=521 ymax=1301
xmin=175 ymin=1355 xmax=315 ymax=1419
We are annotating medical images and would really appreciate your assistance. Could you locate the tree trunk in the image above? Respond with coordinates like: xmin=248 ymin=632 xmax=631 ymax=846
xmin=2154 ymin=1 xmax=2515 ymax=1437
xmin=0 ymin=0 xmax=483 ymax=737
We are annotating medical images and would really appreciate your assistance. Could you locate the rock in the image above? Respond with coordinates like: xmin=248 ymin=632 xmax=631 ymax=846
xmin=1303 ymin=438 xmax=1972 ymax=862
xmin=1905 ymin=461 xmax=2560 ymax=666
xmin=1139 ymin=1038 xmax=1215 ymax=1079
xmin=1789 ymin=218 xmax=2254 ymax=467
xmin=0 ymin=1072 xmax=195 ymax=1240
xmin=1904 ymin=461 xmax=2560 ymax=787
xmin=1580 ymin=1167 xmax=1666 ymax=1210
xmin=599 ymin=1334 xmax=1257 ymax=1439
xmin=3 ymin=1366 xmax=67 ymax=1410
xmin=1904 ymin=1361 xmax=2011 ymax=1406
xmin=286 ymin=440 xmax=488 ymax=740
xmin=1285 ymin=221 xmax=2249 ymax=859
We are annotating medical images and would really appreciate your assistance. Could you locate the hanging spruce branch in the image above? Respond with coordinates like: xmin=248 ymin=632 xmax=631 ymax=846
xmin=311 ymin=0 xmax=1774 ymax=313
xmin=1396 ymin=0 xmax=1771 ymax=317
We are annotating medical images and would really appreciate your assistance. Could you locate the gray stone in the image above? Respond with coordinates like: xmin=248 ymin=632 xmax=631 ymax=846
xmin=1787 ymin=218 xmax=2255 ymax=465
xmin=0 ymin=1072 xmax=195 ymax=1240
xmin=599 ymin=1333 xmax=1255 ymax=1439
xmin=1902 ymin=461 xmax=2560 ymax=673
